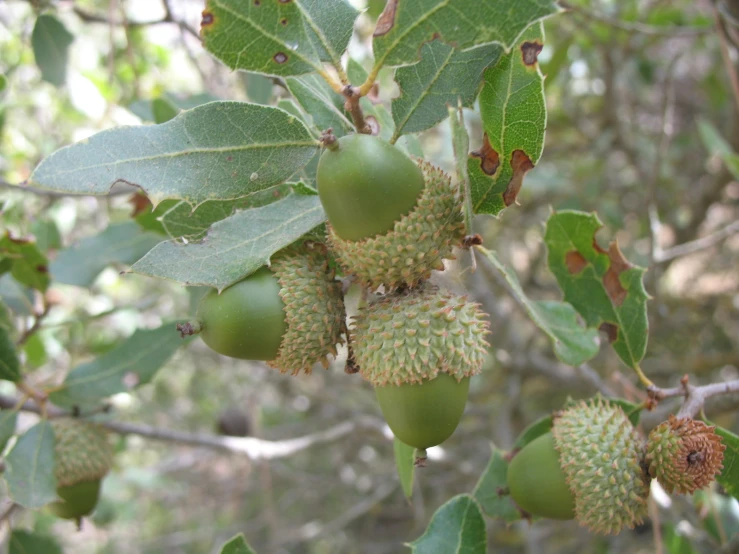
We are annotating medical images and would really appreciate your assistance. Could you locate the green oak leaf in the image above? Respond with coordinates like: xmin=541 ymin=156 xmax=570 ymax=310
xmin=392 ymin=41 xmax=500 ymax=139
xmin=9 ymin=530 xmax=63 ymax=554
xmin=470 ymin=22 xmax=546 ymax=215
xmin=299 ymin=0 xmax=359 ymax=67
xmin=0 ymin=329 xmax=21 ymax=382
xmin=160 ymin=183 xmax=298 ymax=240
xmin=219 ymin=534 xmax=258 ymax=554
xmin=286 ymin=75 xmax=353 ymax=136
xmin=479 ymin=247 xmax=600 ymax=366
xmin=408 ymin=494 xmax=487 ymax=553
xmin=31 ymin=14 xmax=74 ymax=86
xmin=30 ymin=102 xmax=318 ymax=207
xmin=0 ymin=410 xmax=18 ymax=452
xmin=50 ymin=322 xmax=189 ymax=408
xmin=151 ymin=97 xmax=180 ymax=124
xmin=544 ymin=211 xmax=649 ymax=370
xmin=130 ymin=194 xmax=326 ymax=291
xmin=372 ymin=0 xmax=558 ymax=69
xmin=5 ymin=421 xmax=57 ymax=509
xmin=202 ymin=0 xmax=321 ymax=76
xmin=50 ymin=222 xmax=162 ymax=288
xmin=394 ymin=437 xmax=415 ymax=499
xmin=715 ymin=426 xmax=738 ymax=500
xmin=0 ymin=74 xmax=7 ymax=92
xmin=472 ymin=445 xmax=521 ymax=523
xmin=0 ymin=233 xmax=50 ymax=292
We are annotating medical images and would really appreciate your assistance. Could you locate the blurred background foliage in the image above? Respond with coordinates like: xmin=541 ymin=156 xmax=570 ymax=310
xmin=0 ymin=0 xmax=738 ymax=553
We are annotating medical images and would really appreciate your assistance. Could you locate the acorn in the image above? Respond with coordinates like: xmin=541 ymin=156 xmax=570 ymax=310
xmin=646 ymin=415 xmax=725 ymax=495
xmin=48 ymin=418 xmax=113 ymax=524
xmin=197 ymin=242 xmax=346 ymax=375
xmin=507 ymin=397 xmax=651 ymax=535
xmin=352 ymin=286 xmax=489 ymax=459
xmin=317 ymin=134 xmax=465 ymax=290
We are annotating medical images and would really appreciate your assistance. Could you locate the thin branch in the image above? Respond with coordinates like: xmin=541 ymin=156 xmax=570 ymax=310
xmin=0 ymin=394 xmax=386 ymax=461
xmin=654 ymin=220 xmax=739 ymax=263
xmin=559 ymin=1 xmax=712 ymax=37
xmin=15 ymin=302 xmax=51 ymax=347
xmin=71 ymin=4 xmax=200 ymax=41
xmin=647 ymin=376 xmax=739 ymax=419
xmin=342 ymin=85 xmax=371 ymax=135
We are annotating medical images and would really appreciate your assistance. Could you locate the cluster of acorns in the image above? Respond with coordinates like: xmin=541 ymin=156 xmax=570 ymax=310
xmin=506 ymin=397 xmax=726 ymax=535
xmin=195 ymin=133 xmax=490 ymax=462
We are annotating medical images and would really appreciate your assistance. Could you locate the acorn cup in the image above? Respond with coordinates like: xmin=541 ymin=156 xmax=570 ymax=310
xmin=646 ymin=415 xmax=725 ymax=495
xmin=48 ymin=418 xmax=114 ymax=526
xmin=196 ymin=242 xmax=346 ymax=375
xmin=506 ymin=397 xmax=651 ymax=535
xmin=317 ymin=134 xmax=465 ymax=290
xmin=351 ymin=286 xmax=490 ymax=462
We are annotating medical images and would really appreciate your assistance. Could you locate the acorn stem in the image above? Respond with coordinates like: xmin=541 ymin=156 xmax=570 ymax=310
xmin=414 ymin=449 xmax=428 ymax=467
xmin=176 ymin=320 xmax=202 ymax=338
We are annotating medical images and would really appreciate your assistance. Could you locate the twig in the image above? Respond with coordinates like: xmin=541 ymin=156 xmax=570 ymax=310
xmin=342 ymin=86 xmax=371 ymax=134
xmin=0 ymin=503 xmax=19 ymax=528
xmin=71 ymin=4 xmax=200 ymax=41
xmin=0 ymin=393 xmax=387 ymax=460
xmin=714 ymin=2 xmax=739 ymax=116
xmin=654 ymin=220 xmax=739 ymax=263
xmin=559 ymin=1 xmax=711 ymax=37
xmin=15 ymin=302 xmax=51 ymax=347
xmin=647 ymin=376 xmax=739 ymax=419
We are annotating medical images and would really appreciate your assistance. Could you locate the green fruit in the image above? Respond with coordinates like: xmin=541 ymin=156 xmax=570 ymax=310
xmin=49 ymin=480 xmax=101 ymax=521
xmin=197 ymin=243 xmax=346 ymax=374
xmin=317 ymin=134 xmax=425 ymax=241
xmin=49 ymin=419 xmax=113 ymax=522
xmin=199 ymin=266 xmax=287 ymax=361
xmin=353 ymin=286 xmax=489 ymax=452
xmin=552 ymin=397 xmax=650 ymax=535
xmin=507 ymin=433 xmax=575 ymax=520
xmin=329 ymin=160 xmax=465 ymax=290
xmin=376 ymin=373 xmax=470 ymax=451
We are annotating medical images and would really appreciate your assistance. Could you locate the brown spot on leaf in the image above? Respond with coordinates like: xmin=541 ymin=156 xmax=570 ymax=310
xmin=280 ymin=18 xmax=288 ymax=25
xmin=503 ymin=150 xmax=534 ymax=207
xmin=226 ymin=155 xmax=233 ymax=162
xmin=374 ymin=0 xmax=398 ymax=37
xmin=273 ymin=189 xmax=282 ymax=198
xmin=521 ymin=41 xmax=543 ymax=66
xmin=471 ymin=134 xmax=500 ymax=176
xmin=366 ymin=115 xmax=380 ymax=136
xmin=36 ymin=264 xmax=48 ymax=273
xmin=565 ymin=251 xmax=587 ymax=274
xmin=599 ymin=322 xmax=618 ymax=343
xmin=201 ymin=10 xmax=215 ymax=27
xmin=602 ymin=241 xmax=632 ymax=306
xmin=274 ymin=52 xmax=288 ymax=64
xmin=253 ymin=0 xmax=261 ymax=5
xmin=128 ymin=192 xmax=151 ymax=218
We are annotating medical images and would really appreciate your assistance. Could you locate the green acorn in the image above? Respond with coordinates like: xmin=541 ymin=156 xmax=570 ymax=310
xmin=197 ymin=242 xmax=346 ymax=375
xmin=48 ymin=418 xmax=114 ymax=524
xmin=317 ymin=134 xmax=465 ymax=290
xmin=507 ymin=397 xmax=650 ymax=535
xmin=352 ymin=286 xmax=489 ymax=459
xmin=646 ymin=415 xmax=725 ymax=495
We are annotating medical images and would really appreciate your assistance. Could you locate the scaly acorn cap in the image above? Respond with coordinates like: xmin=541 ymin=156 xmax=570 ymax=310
xmin=51 ymin=418 xmax=114 ymax=488
xmin=352 ymin=286 xmax=489 ymax=386
xmin=646 ymin=415 xmax=725 ymax=495
xmin=328 ymin=160 xmax=465 ymax=290
xmin=552 ymin=397 xmax=650 ymax=535
xmin=268 ymin=242 xmax=346 ymax=375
